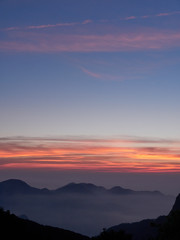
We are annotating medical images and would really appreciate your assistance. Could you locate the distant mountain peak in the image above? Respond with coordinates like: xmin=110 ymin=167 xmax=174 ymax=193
xmin=109 ymin=186 xmax=134 ymax=194
xmin=0 ymin=179 xmax=38 ymax=195
xmin=55 ymin=182 xmax=106 ymax=194
xmin=65 ymin=182 xmax=100 ymax=186
xmin=108 ymin=186 xmax=163 ymax=196
xmin=1 ymin=179 xmax=30 ymax=186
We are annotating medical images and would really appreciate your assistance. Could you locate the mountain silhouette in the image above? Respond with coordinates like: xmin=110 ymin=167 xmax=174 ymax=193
xmin=0 ymin=179 xmax=165 ymax=196
xmin=55 ymin=182 xmax=106 ymax=194
xmin=0 ymin=179 xmax=40 ymax=195
xmin=108 ymin=186 xmax=163 ymax=196
xmin=0 ymin=208 xmax=89 ymax=240
xmin=0 ymin=179 xmax=53 ymax=195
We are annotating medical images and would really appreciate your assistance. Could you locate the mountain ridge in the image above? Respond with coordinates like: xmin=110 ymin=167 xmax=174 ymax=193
xmin=0 ymin=179 xmax=166 ymax=196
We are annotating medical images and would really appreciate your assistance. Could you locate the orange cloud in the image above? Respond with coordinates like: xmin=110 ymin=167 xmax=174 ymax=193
xmin=0 ymin=137 xmax=180 ymax=173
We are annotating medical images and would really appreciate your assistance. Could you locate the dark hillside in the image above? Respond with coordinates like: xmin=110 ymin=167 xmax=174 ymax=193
xmin=0 ymin=208 xmax=89 ymax=240
xmin=108 ymin=192 xmax=180 ymax=240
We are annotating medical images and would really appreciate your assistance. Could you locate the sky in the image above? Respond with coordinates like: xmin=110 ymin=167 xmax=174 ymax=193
xmin=0 ymin=0 xmax=180 ymax=194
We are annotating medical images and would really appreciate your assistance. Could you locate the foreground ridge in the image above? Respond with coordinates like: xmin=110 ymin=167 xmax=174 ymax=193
xmin=0 ymin=208 xmax=89 ymax=240
xmin=108 ymin=193 xmax=180 ymax=240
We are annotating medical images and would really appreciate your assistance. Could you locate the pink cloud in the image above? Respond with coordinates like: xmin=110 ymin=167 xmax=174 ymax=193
xmin=156 ymin=11 xmax=180 ymax=17
xmin=3 ymin=10 xmax=180 ymax=33
xmin=124 ymin=16 xmax=137 ymax=20
xmin=80 ymin=67 xmax=126 ymax=81
xmin=3 ymin=22 xmax=78 ymax=31
xmin=3 ymin=20 xmax=92 ymax=32
xmin=1 ymin=29 xmax=180 ymax=53
xmin=126 ymin=11 xmax=180 ymax=21
xmin=82 ymin=19 xmax=93 ymax=25
xmin=5 ymin=27 xmax=20 ymax=31
xmin=156 ymin=13 xmax=172 ymax=17
xmin=27 ymin=22 xmax=77 ymax=29
xmin=80 ymin=67 xmax=103 ymax=79
xmin=141 ymin=15 xmax=150 ymax=19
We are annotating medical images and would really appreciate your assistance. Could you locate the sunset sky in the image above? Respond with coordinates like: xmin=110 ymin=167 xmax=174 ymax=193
xmin=0 ymin=0 xmax=180 ymax=194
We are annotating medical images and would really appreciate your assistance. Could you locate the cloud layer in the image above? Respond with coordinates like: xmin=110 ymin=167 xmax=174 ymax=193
xmin=0 ymin=137 xmax=180 ymax=172
xmin=1 ymin=10 xmax=180 ymax=53
xmin=3 ymin=11 xmax=180 ymax=32
xmin=1 ymin=29 xmax=180 ymax=53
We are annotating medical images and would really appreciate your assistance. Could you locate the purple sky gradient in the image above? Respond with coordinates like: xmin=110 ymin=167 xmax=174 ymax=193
xmin=0 ymin=0 xmax=180 ymax=193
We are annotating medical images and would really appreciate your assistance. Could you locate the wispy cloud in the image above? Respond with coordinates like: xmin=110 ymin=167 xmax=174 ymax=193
xmin=1 ymin=29 xmax=180 ymax=53
xmin=0 ymin=136 xmax=180 ymax=172
xmin=80 ymin=67 xmax=125 ymax=81
xmin=27 ymin=22 xmax=77 ymax=29
xmin=156 ymin=11 xmax=180 ymax=17
xmin=1 ymin=10 xmax=180 ymax=53
xmin=122 ymin=11 xmax=180 ymax=21
xmin=3 ymin=20 xmax=91 ymax=31
xmin=2 ymin=11 xmax=180 ymax=32
xmin=124 ymin=16 xmax=137 ymax=20
xmin=81 ymin=67 xmax=103 ymax=79
xmin=82 ymin=19 xmax=93 ymax=25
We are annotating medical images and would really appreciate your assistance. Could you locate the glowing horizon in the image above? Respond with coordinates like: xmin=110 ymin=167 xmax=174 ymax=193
xmin=0 ymin=136 xmax=180 ymax=173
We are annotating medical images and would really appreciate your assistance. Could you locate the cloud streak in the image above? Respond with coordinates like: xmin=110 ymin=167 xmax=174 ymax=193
xmin=80 ymin=67 xmax=125 ymax=81
xmin=122 ymin=11 xmax=180 ymax=21
xmin=3 ymin=20 xmax=90 ymax=31
xmin=0 ymin=136 xmax=180 ymax=173
xmin=1 ymin=10 xmax=180 ymax=53
xmin=3 ymin=11 xmax=180 ymax=32
xmin=156 ymin=11 xmax=180 ymax=17
xmin=1 ymin=29 xmax=180 ymax=53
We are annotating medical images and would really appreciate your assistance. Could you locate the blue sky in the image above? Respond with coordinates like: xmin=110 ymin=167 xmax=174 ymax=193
xmin=1 ymin=0 xmax=180 ymax=139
